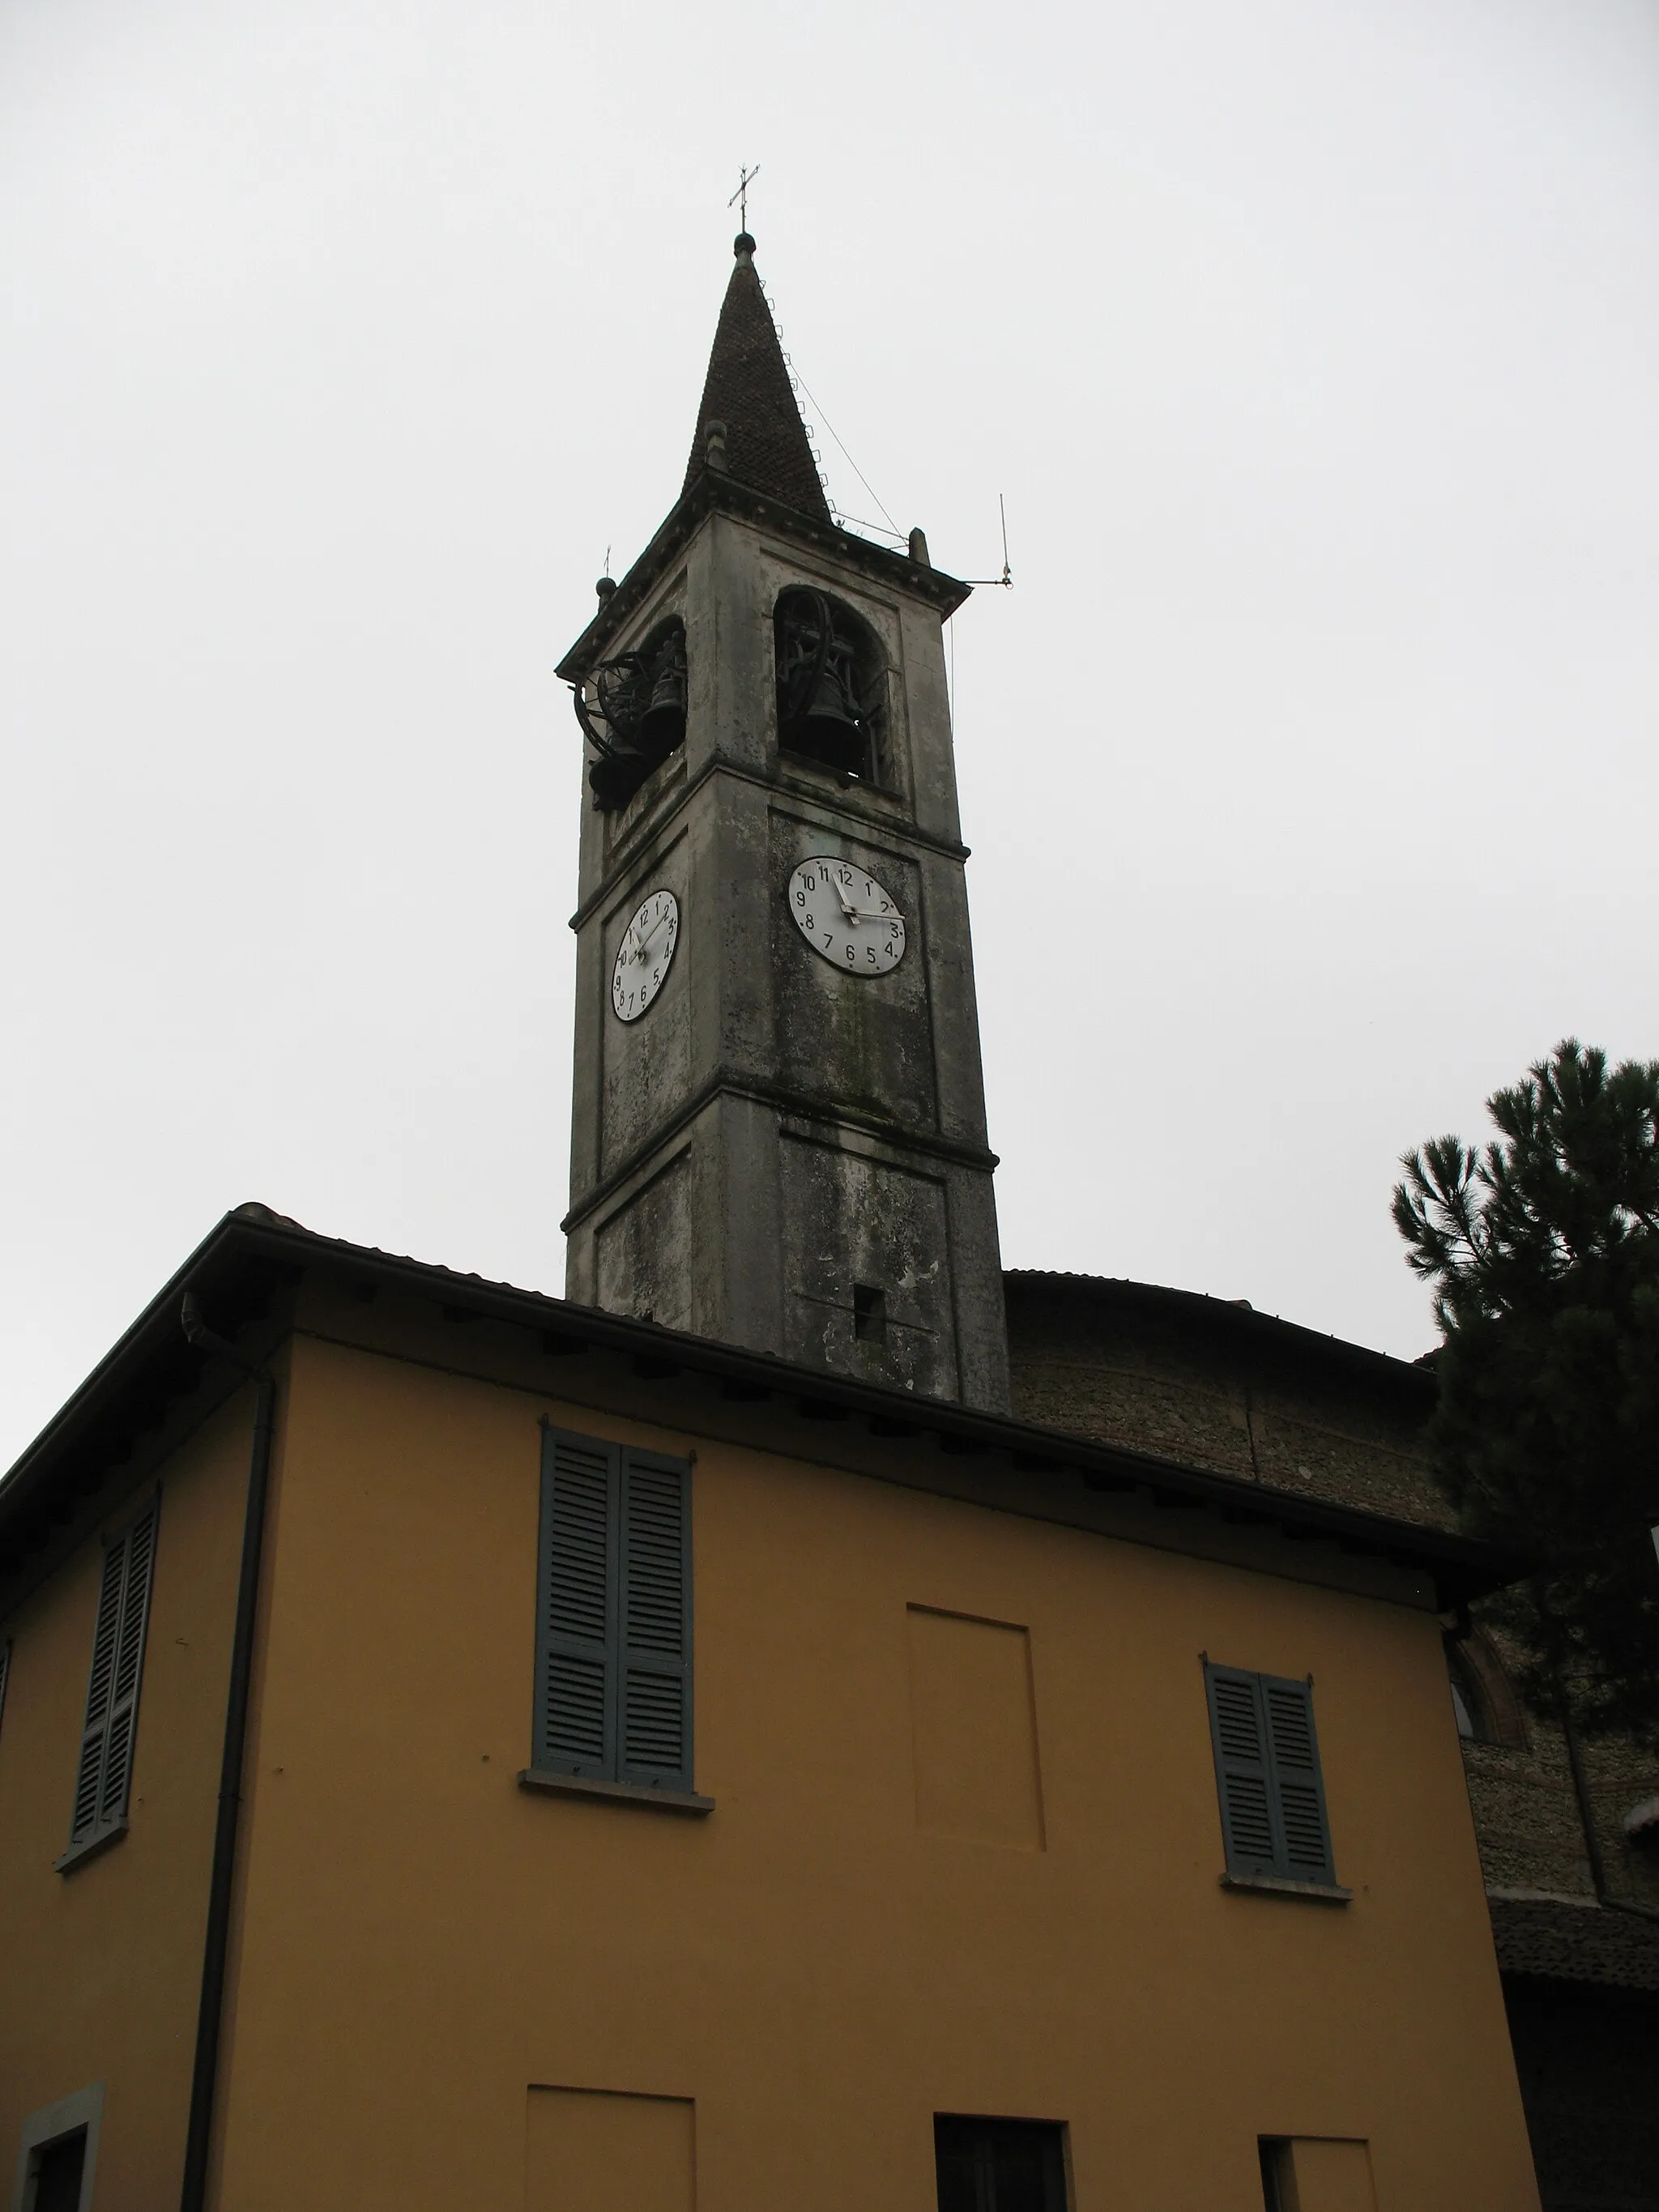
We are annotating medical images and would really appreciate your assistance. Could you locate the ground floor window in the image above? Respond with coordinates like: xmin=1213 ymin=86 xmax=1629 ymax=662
xmin=934 ymin=2116 xmax=1067 ymax=2212
xmin=25 ymin=2128 xmax=87 ymax=2212
xmin=14 ymin=2082 xmax=101 ymax=2212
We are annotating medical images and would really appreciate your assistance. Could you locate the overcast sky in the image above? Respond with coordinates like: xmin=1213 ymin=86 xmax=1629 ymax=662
xmin=2 ymin=0 xmax=1656 ymax=1468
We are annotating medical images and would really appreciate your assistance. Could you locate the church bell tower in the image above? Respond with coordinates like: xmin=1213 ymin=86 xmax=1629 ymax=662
xmin=559 ymin=232 xmax=1009 ymax=1411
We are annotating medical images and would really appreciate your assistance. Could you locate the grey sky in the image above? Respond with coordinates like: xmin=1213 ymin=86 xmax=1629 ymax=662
xmin=2 ymin=0 xmax=1656 ymax=1468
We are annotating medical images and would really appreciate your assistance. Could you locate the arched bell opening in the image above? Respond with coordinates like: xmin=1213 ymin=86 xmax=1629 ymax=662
xmin=1445 ymin=1629 xmax=1528 ymax=1750
xmin=574 ymin=616 xmax=688 ymax=812
xmin=773 ymin=588 xmax=886 ymax=784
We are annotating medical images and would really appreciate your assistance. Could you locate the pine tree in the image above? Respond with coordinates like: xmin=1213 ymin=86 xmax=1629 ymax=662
xmin=1393 ymin=1040 xmax=1659 ymax=1737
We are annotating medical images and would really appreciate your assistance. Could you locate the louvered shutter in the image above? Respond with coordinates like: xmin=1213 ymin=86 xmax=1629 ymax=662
xmin=536 ymin=1430 xmax=621 ymax=1778
xmin=617 ymin=1451 xmax=693 ymax=1788
xmin=67 ymin=1497 xmax=159 ymax=1851
xmin=1205 ymin=1664 xmax=1281 ymax=1877
xmin=1260 ymin=1673 xmax=1337 ymax=1885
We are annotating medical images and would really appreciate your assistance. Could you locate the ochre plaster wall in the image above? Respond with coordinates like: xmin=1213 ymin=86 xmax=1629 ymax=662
xmin=212 ymin=1336 xmax=1538 ymax=2212
xmin=0 ymin=1389 xmax=255 ymax=2208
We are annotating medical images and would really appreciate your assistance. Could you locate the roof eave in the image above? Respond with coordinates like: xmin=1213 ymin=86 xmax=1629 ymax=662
xmin=1 ymin=1213 xmax=1529 ymax=1614
xmin=555 ymin=470 xmax=971 ymax=682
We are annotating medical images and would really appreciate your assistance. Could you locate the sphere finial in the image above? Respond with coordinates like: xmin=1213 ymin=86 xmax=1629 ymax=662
xmin=734 ymin=231 xmax=756 ymax=258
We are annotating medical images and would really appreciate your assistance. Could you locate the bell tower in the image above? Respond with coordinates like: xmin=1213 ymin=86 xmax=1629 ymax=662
xmin=559 ymin=232 xmax=1009 ymax=1411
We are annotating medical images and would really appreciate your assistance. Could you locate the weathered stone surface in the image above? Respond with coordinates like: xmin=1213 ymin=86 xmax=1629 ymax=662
xmin=1006 ymin=1271 xmax=1448 ymax=1521
xmin=565 ymin=435 xmax=1008 ymax=1408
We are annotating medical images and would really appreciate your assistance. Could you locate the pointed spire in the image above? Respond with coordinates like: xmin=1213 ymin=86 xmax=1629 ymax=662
xmin=683 ymin=235 xmax=832 ymax=522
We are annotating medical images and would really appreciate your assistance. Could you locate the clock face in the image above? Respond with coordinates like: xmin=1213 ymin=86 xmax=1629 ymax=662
xmin=787 ymin=857 xmax=906 ymax=975
xmin=611 ymin=889 xmax=680 ymax=1022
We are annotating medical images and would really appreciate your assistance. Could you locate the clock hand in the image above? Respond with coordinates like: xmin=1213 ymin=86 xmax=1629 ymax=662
xmin=829 ymin=876 xmax=859 ymax=921
xmin=633 ymin=910 xmax=674 ymax=961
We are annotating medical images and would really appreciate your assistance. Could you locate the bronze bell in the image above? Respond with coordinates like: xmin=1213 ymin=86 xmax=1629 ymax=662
xmin=636 ymin=632 xmax=688 ymax=753
xmin=594 ymin=654 xmax=650 ymax=749
xmin=778 ymin=591 xmax=866 ymax=775
xmin=576 ymin=627 xmax=689 ymax=812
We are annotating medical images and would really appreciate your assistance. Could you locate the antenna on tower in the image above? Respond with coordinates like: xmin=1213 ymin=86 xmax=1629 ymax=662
xmin=958 ymin=495 xmax=1013 ymax=587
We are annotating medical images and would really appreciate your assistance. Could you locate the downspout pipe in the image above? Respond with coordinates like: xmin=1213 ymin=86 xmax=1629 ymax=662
xmin=178 ymin=1294 xmax=278 ymax=2212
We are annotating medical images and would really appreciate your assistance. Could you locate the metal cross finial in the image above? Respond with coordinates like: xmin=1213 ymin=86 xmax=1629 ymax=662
xmin=728 ymin=164 xmax=760 ymax=231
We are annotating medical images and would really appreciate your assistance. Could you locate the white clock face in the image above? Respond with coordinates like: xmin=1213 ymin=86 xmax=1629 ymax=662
xmin=787 ymin=857 xmax=906 ymax=975
xmin=611 ymin=889 xmax=680 ymax=1022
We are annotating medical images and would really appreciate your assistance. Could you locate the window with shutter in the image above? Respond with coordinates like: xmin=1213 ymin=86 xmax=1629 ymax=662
xmin=1204 ymin=1661 xmax=1337 ymax=1890
xmin=60 ymin=1495 xmax=160 ymax=1868
xmin=535 ymin=1427 xmax=693 ymax=1793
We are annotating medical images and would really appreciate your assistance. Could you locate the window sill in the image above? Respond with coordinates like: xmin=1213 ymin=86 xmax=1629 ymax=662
xmin=518 ymin=1769 xmax=714 ymax=1817
xmin=1221 ymin=1871 xmax=1351 ymax=1904
xmin=55 ymin=1820 xmax=128 ymax=1875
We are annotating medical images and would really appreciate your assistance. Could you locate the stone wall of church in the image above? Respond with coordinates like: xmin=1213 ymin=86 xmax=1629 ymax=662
xmin=1002 ymin=1271 xmax=1659 ymax=1916
xmin=1004 ymin=1271 xmax=1451 ymax=1528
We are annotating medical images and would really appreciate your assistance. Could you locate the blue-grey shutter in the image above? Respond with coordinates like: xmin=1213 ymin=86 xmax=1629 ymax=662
xmin=617 ymin=1450 xmax=693 ymax=1788
xmin=1261 ymin=1673 xmax=1337 ymax=1885
xmin=535 ymin=1430 xmax=621 ymax=1778
xmin=68 ymin=1497 xmax=159 ymax=1850
xmin=1205 ymin=1664 xmax=1280 ymax=1877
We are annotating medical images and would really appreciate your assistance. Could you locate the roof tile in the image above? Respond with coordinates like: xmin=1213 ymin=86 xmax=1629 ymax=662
xmin=1490 ymin=1894 xmax=1659 ymax=1992
xmin=682 ymin=239 xmax=830 ymax=521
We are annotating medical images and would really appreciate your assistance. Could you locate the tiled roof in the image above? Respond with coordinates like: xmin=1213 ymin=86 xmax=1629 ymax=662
xmin=1490 ymin=1894 xmax=1659 ymax=1992
xmin=682 ymin=237 xmax=831 ymax=522
xmin=1003 ymin=1269 xmax=1436 ymax=1395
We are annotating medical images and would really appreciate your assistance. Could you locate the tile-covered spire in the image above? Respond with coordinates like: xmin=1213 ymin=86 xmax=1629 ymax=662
xmin=682 ymin=234 xmax=832 ymax=522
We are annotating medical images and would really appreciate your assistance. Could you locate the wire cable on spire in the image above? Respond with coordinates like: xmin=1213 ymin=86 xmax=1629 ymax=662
xmin=783 ymin=357 xmax=902 ymax=539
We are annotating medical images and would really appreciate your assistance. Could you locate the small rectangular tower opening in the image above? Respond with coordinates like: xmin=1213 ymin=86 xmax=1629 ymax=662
xmin=853 ymin=1283 xmax=888 ymax=1345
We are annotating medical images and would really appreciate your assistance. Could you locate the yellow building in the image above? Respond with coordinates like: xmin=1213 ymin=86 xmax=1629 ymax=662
xmin=2 ymin=237 xmax=1544 ymax=2210
xmin=1 ymin=1208 xmax=1539 ymax=2210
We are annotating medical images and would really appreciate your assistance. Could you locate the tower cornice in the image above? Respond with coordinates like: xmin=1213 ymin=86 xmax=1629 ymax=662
xmin=565 ymin=751 xmax=970 ymax=930
xmin=561 ymin=1074 xmax=1002 ymax=1238
xmin=555 ymin=469 xmax=971 ymax=682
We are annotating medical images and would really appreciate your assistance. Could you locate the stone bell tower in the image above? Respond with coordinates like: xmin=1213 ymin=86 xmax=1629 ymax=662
xmin=559 ymin=232 xmax=1009 ymax=1411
